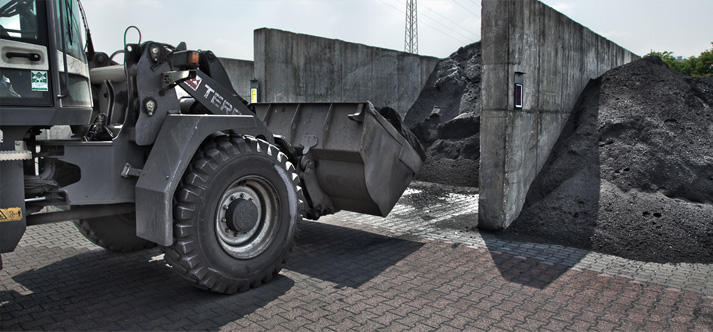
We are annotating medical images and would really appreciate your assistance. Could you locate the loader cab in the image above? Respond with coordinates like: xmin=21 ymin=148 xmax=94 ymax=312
xmin=0 ymin=0 xmax=92 ymax=125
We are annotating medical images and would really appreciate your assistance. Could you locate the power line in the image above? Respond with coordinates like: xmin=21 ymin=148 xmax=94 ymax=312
xmin=412 ymin=13 xmax=471 ymax=45
xmin=385 ymin=0 xmax=478 ymax=42
xmin=377 ymin=0 xmax=469 ymax=45
xmin=419 ymin=10 xmax=476 ymax=42
xmin=452 ymin=0 xmax=481 ymax=20
xmin=423 ymin=16 xmax=469 ymax=45
xmin=405 ymin=0 xmax=418 ymax=53
xmin=399 ymin=0 xmax=480 ymax=42
xmin=417 ymin=16 xmax=471 ymax=45
xmin=420 ymin=5 xmax=479 ymax=38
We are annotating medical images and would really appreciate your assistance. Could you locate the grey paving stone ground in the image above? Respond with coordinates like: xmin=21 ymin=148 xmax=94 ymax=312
xmin=325 ymin=182 xmax=713 ymax=296
xmin=1 ymin=181 xmax=712 ymax=331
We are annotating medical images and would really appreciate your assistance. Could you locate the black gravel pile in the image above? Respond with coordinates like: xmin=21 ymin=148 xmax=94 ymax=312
xmin=501 ymin=56 xmax=713 ymax=263
xmin=405 ymin=42 xmax=481 ymax=187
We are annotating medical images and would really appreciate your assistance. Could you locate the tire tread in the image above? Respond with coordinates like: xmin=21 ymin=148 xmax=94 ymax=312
xmin=164 ymin=136 xmax=303 ymax=294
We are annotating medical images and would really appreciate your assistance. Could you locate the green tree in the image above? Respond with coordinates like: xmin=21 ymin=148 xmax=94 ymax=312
xmin=646 ymin=42 xmax=713 ymax=77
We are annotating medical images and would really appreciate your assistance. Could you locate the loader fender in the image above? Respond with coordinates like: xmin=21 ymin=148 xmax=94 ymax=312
xmin=0 ymin=127 xmax=29 ymax=254
xmin=0 ymin=162 xmax=26 ymax=254
xmin=135 ymin=114 xmax=272 ymax=246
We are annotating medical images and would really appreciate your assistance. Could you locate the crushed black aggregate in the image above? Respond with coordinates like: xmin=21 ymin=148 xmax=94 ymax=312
xmin=498 ymin=57 xmax=713 ymax=263
xmin=406 ymin=42 xmax=481 ymax=186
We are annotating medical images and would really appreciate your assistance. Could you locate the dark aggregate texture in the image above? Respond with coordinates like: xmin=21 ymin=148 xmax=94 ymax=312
xmin=406 ymin=42 xmax=481 ymax=186
xmin=501 ymin=57 xmax=713 ymax=263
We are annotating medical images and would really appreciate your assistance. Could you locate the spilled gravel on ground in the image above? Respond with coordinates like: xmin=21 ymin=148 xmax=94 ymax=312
xmin=500 ymin=57 xmax=713 ymax=263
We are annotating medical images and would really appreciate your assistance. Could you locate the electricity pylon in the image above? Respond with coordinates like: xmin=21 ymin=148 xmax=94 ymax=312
xmin=404 ymin=0 xmax=418 ymax=54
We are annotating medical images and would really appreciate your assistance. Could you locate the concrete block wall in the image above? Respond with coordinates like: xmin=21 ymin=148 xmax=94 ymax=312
xmin=217 ymin=58 xmax=254 ymax=99
xmin=479 ymin=0 xmax=638 ymax=230
xmin=253 ymin=28 xmax=440 ymax=117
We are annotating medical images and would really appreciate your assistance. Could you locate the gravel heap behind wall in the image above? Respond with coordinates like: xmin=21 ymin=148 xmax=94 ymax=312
xmin=501 ymin=56 xmax=713 ymax=263
xmin=406 ymin=42 xmax=481 ymax=187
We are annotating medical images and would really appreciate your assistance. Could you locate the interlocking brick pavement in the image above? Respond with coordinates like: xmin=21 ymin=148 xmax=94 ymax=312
xmin=327 ymin=182 xmax=713 ymax=296
xmin=1 ymin=182 xmax=712 ymax=331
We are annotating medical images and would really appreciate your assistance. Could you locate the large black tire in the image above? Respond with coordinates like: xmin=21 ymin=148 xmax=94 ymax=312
xmin=164 ymin=136 xmax=302 ymax=294
xmin=74 ymin=214 xmax=156 ymax=252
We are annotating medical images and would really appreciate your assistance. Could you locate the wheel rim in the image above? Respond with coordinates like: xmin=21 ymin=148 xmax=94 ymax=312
xmin=215 ymin=175 xmax=278 ymax=259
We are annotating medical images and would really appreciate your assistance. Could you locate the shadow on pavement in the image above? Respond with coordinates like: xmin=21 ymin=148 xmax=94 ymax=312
xmin=426 ymin=209 xmax=576 ymax=290
xmin=1 ymin=220 xmax=423 ymax=330
xmin=481 ymin=80 xmax=603 ymax=289
xmin=288 ymin=220 xmax=424 ymax=288
xmin=482 ymin=237 xmax=572 ymax=289
xmin=1 ymin=246 xmax=293 ymax=331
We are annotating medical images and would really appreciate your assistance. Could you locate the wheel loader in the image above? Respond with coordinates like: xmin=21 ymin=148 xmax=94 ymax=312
xmin=0 ymin=0 xmax=424 ymax=293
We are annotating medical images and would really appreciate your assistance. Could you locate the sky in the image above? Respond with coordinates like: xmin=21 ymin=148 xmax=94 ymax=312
xmin=81 ymin=0 xmax=713 ymax=61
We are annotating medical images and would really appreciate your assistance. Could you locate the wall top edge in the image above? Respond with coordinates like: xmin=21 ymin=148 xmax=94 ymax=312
xmin=218 ymin=57 xmax=254 ymax=64
xmin=254 ymin=27 xmax=446 ymax=61
xmin=532 ymin=0 xmax=639 ymax=57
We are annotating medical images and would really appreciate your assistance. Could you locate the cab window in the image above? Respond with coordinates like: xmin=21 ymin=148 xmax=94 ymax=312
xmin=56 ymin=0 xmax=90 ymax=107
xmin=0 ymin=0 xmax=46 ymax=44
xmin=57 ymin=0 xmax=84 ymax=63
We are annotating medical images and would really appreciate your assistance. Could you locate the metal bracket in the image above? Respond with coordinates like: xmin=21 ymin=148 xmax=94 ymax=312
xmin=347 ymin=102 xmax=380 ymax=123
xmin=121 ymin=163 xmax=143 ymax=178
xmin=347 ymin=103 xmax=365 ymax=123
xmin=161 ymin=70 xmax=195 ymax=90
xmin=298 ymin=154 xmax=335 ymax=219
xmin=301 ymin=135 xmax=318 ymax=154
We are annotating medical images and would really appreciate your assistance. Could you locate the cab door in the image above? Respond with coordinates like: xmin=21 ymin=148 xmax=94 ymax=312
xmin=0 ymin=0 xmax=52 ymax=107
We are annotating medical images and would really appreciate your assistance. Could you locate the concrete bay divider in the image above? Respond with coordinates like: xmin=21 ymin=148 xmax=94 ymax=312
xmin=218 ymin=58 xmax=254 ymax=100
xmin=479 ymin=0 xmax=638 ymax=229
xmin=253 ymin=28 xmax=440 ymax=117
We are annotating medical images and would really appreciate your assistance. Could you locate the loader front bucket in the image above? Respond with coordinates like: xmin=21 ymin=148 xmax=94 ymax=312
xmin=253 ymin=102 xmax=424 ymax=217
